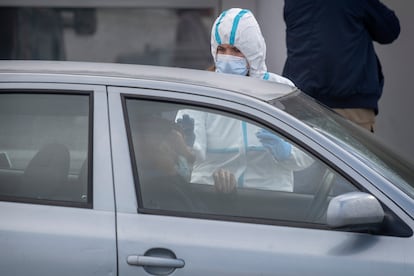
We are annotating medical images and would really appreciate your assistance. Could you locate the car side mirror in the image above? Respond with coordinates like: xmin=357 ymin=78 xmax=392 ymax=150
xmin=327 ymin=192 xmax=384 ymax=229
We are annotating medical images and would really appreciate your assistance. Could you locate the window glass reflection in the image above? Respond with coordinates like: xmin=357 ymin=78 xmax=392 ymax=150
xmin=125 ymin=98 xmax=358 ymax=225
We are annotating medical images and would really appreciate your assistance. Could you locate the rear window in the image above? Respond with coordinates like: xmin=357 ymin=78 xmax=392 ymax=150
xmin=0 ymin=92 xmax=92 ymax=207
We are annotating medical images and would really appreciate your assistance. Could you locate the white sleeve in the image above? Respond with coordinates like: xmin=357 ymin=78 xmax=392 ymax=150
xmin=267 ymin=72 xmax=295 ymax=87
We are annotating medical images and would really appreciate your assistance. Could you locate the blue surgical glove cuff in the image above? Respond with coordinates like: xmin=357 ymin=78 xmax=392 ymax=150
xmin=256 ymin=129 xmax=292 ymax=161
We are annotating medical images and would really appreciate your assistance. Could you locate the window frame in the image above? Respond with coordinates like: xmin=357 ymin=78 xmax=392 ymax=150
xmin=106 ymin=80 xmax=412 ymax=237
xmin=121 ymin=93 xmax=366 ymax=230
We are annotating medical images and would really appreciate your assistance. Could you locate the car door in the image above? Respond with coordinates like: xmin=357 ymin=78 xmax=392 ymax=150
xmin=0 ymin=82 xmax=117 ymax=275
xmin=109 ymin=85 xmax=414 ymax=276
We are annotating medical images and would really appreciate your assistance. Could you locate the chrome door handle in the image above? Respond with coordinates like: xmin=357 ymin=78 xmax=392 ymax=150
xmin=127 ymin=255 xmax=185 ymax=268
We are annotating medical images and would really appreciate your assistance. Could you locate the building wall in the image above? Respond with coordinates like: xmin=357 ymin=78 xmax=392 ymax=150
xmin=374 ymin=0 xmax=414 ymax=163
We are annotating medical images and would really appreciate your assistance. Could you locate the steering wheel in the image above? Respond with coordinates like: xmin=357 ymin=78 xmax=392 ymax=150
xmin=306 ymin=169 xmax=336 ymax=223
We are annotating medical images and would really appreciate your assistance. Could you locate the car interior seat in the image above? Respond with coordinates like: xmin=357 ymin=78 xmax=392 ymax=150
xmin=21 ymin=143 xmax=70 ymax=200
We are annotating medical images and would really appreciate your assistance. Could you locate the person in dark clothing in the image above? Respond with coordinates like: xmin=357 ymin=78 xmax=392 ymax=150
xmin=282 ymin=0 xmax=400 ymax=132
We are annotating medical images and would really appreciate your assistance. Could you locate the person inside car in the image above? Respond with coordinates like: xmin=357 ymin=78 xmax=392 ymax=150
xmin=133 ymin=114 xmax=197 ymax=210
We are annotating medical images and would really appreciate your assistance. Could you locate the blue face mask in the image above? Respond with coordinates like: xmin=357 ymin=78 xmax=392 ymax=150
xmin=215 ymin=54 xmax=249 ymax=76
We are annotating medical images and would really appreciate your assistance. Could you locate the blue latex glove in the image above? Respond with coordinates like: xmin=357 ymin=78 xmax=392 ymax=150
xmin=176 ymin=114 xmax=195 ymax=147
xmin=256 ymin=129 xmax=292 ymax=161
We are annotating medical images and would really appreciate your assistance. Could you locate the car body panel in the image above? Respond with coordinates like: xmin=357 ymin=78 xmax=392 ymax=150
xmin=0 ymin=201 xmax=116 ymax=275
xmin=109 ymin=86 xmax=413 ymax=276
xmin=0 ymin=81 xmax=117 ymax=275
xmin=0 ymin=61 xmax=413 ymax=275
xmin=116 ymin=213 xmax=410 ymax=276
xmin=0 ymin=60 xmax=294 ymax=101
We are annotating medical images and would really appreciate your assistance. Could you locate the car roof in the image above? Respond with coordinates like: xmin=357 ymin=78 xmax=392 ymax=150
xmin=0 ymin=60 xmax=296 ymax=101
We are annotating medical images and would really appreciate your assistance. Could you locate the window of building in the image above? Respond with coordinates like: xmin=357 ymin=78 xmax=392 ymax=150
xmin=0 ymin=6 xmax=215 ymax=70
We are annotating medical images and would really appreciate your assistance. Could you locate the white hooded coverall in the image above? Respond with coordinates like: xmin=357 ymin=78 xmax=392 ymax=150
xmin=178 ymin=8 xmax=311 ymax=191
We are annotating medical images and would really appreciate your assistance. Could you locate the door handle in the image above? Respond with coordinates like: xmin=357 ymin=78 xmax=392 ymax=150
xmin=127 ymin=255 xmax=185 ymax=268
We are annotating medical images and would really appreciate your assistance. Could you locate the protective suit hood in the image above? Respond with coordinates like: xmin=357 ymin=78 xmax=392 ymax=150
xmin=211 ymin=8 xmax=294 ymax=86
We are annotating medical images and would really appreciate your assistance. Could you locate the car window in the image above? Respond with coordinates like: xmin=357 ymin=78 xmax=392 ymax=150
xmin=279 ymin=91 xmax=414 ymax=200
xmin=0 ymin=92 xmax=91 ymax=206
xmin=125 ymin=98 xmax=358 ymax=225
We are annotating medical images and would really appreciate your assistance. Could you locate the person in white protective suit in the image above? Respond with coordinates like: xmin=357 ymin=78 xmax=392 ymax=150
xmin=209 ymin=8 xmax=294 ymax=84
xmin=176 ymin=8 xmax=312 ymax=193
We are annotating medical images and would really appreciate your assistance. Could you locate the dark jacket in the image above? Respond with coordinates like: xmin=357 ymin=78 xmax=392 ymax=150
xmin=282 ymin=0 xmax=400 ymax=114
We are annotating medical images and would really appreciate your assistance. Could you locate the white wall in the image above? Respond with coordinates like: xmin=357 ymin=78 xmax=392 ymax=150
xmin=256 ymin=0 xmax=286 ymax=75
xmin=374 ymin=0 xmax=414 ymax=163
xmin=222 ymin=0 xmax=414 ymax=164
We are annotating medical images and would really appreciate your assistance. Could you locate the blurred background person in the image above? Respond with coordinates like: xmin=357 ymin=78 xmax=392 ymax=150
xmin=282 ymin=0 xmax=400 ymax=132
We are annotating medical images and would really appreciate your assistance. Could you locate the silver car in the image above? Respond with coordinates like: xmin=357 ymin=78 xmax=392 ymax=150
xmin=0 ymin=60 xmax=413 ymax=275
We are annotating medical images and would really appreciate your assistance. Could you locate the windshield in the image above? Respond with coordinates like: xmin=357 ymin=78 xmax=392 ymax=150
xmin=278 ymin=91 xmax=414 ymax=199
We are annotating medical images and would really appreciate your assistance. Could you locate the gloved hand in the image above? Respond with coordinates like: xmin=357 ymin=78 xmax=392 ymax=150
xmin=256 ymin=129 xmax=292 ymax=161
xmin=176 ymin=114 xmax=195 ymax=147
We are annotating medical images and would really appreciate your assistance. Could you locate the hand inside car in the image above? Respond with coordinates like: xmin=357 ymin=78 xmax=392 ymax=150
xmin=166 ymin=129 xmax=195 ymax=164
xmin=213 ymin=168 xmax=237 ymax=194
xmin=176 ymin=114 xmax=196 ymax=147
